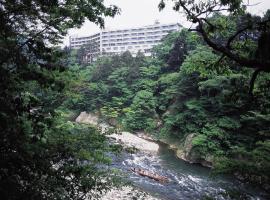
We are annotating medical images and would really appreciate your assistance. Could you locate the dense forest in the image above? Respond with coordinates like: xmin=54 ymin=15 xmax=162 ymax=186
xmin=0 ymin=0 xmax=269 ymax=199
xmin=70 ymin=12 xmax=270 ymax=191
xmin=0 ymin=0 xmax=121 ymax=199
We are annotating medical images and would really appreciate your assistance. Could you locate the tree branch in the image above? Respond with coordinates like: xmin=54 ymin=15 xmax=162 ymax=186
xmin=196 ymin=19 xmax=270 ymax=71
xmin=172 ymin=0 xmax=270 ymax=72
xmin=249 ymin=68 xmax=262 ymax=96
xmin=226 ymin=25 xmax=252 ymax=48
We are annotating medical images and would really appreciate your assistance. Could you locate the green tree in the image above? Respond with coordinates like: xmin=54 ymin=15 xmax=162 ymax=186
xmin=123 ymin=90 xmax=157 ymax=131
xmin=0 ymin=0 xmax=120 ymax=199
xmin=159 ymin=0 xmax=270 ymax=94
xmin=69 ymin=23 xmax=270 ymax=190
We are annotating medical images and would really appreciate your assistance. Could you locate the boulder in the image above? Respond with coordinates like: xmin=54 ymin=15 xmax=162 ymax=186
xmin=174 ymin=133 xmax=213 ymax=168
xmin=108 ymin=132 xmax=159 ymax=152
xmin=75 ymin=111 xmax=99 ymax=125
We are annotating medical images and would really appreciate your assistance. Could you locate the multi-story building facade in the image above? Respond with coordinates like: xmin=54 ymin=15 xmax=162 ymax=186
xmin=69 ymin=22 xmax=182 ymax=62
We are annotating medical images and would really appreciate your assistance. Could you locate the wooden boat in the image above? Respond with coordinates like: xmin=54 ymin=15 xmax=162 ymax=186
xmin=130 ymin=168 xmax=169 ymax=183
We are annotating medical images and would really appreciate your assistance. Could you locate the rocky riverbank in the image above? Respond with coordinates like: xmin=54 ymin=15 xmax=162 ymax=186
xmin=76 ymin=112 xmax=159 ymax=153
xmin=136 ymin=131 xmax=213 ymax=168
xmin=75 ymin=112 xmax=213 ymax=168
xmin=108 ymin=132 xmax=159 ymax=152
xmin=75 ymin=112 xmax=161 ymax=200
xmin=101 ymin=186 xmax=160 ymax=200
xmin=159 ymin=134 xmax=213 ymax=168
xmin=75 ymin=112 xmax=268 ymax=199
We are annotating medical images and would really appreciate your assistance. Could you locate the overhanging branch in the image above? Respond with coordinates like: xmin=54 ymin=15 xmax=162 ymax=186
xmin=249 ymin=68 xmax=262 ymax=96
xmin=196 ymin=19 xmax=270 ymax=71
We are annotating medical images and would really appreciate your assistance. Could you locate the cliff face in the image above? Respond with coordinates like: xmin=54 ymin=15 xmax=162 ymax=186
xmin=160 ymin=133 xmax=213 ymax=168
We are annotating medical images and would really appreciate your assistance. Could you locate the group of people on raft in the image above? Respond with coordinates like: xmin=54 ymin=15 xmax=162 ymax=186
xmin=131 ymin=167 xmax=169 ymax=183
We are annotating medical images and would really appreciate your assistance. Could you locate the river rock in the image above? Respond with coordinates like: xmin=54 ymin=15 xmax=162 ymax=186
xmin=101 ymin=186 xmax=160 ymax=200
xmin=166 ymin=133 xmax=213 ymax=168
xmin=136 ymin=131 xmax=156 ymax=142
xmin=75 ymin=112 xmax=99 ymax=125
xmin=75 ymin=112 xmax=159 ymax=152
xmin=108 ymin=132 xmax=159 ymax=152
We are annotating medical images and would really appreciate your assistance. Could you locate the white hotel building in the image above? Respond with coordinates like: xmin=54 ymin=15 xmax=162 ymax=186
xmin=69 ymin=22 xmax=182 ymax=62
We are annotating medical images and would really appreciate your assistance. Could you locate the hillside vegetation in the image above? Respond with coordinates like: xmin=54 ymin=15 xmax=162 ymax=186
xmin=71 ymin=15 xmax=270 ymax=191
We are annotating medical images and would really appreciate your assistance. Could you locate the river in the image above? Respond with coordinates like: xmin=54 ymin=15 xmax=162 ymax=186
xmin=75 ymin=113 xmax=267 ymax=199
xmin=110 ymin=142 xmax=268 ymax=200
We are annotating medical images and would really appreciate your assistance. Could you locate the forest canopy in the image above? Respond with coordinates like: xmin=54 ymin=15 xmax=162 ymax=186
xmin=0 ymin=0 xmax=269 ymax=199
xmin=159 ymin=0 xmax=270 ymax=94
xmin=73 ymin=11 xmax=270 ymax=190
xmin=0 ymin=0 xmax=120 ymax=199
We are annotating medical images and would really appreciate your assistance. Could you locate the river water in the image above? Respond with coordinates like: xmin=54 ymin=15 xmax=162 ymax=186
xmin=111 ymin=142 xmax=268 ymax=200
xmin=75 ymin=114 xmax=267 ymax=199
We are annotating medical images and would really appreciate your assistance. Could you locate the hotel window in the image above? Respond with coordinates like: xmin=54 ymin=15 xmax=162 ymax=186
xmin=145 ymin=49 xmax=151 ymax=53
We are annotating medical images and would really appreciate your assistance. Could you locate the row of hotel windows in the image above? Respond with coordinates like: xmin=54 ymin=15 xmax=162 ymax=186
xmin=72 ymin=34 xmax=166 ymax=45
xmin=102 ymin=40 xmax=160 ymax=47
xmin=102 ymin=48 xmax=152 ymax=54
xmin=70 ymin=34 xmax=100 ymax=41
xmin=71 ymin=27 xmax=174 ymax=41
xmin=71 ymin=37 xmax=100 ymax=42
xmin=71 ymin=39 xmax=161 ymax=46
xmin=71 ymin=29 xmax=174 ymax=44
xmin=101 ymin=25 xmax=178 ymax=35
xmin=71 ymin=39 xmax=100 ymax=44
xmin=70 ymin=45 xmax=100 ymax=51
xmin=103 ymin=45 xmax=152 ymax=51
xmin=102 ymin=35 xmax=163 ymax=42
xmin=71 ymin=35 xmax=164 ymax=44
xmin=101 ymin=30 xmax=172 ymax=38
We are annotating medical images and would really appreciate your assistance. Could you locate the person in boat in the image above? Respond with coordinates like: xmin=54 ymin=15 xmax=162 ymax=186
xmin=131 ymin=167 xmax=169 ymax=182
